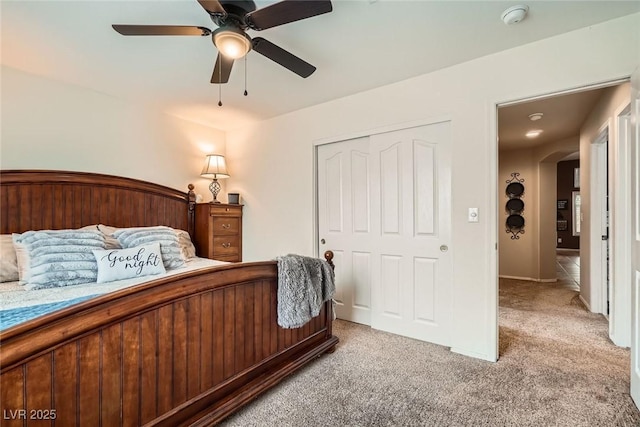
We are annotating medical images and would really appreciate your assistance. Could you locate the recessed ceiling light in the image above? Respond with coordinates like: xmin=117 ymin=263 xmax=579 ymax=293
xmin=528 ymin=112 xmax=543 ymax=121
xmin=526 ymin=129 xmax=543 ymax=138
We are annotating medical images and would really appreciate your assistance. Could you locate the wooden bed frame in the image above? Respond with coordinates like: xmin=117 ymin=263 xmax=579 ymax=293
xmin=0 ymin=170 xmax=338 ymax=426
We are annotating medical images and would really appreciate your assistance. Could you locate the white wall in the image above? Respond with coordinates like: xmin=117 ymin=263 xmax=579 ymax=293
xmin=537 ymin=160 xmax=558 ymax=281
xmin=580 ymin=83 xmax=631 ymax=313
xmin=226 ymin=13 xmax=640 ymax=361
xmin=1 ymin=66 xmax=226 ymax=199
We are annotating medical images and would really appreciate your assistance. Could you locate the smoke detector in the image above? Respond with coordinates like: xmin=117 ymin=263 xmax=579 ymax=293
xmin=501 ymin=5 xmax=529 ymax=25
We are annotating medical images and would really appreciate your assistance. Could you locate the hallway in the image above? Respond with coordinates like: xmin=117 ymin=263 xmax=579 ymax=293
xmin=556 ymin=248 xmax=580 ymax=290
xmin=497 ymin=258 xmax=638 ymax=425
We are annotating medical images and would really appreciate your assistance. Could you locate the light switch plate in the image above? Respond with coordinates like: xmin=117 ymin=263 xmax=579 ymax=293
xmin=468 ymin=208 xmax=479 ymax=222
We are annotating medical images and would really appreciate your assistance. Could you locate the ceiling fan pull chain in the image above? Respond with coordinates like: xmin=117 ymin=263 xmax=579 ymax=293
xmin=244 ymin=56 xmax=248 ymax=97
xmin=218 ymin=57 xmax=223 ymax=107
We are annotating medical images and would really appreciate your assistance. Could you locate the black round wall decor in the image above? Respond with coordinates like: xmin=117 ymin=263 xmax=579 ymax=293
xmin=505 ymin=198 xmax=524 ymax=213
xmin=506 ymin=182 xmax=525 ymax=198
xmin=505 ymin=172 xmax=525 ymax=239
xmin=506 ymin=214 xmax=525 ymax=228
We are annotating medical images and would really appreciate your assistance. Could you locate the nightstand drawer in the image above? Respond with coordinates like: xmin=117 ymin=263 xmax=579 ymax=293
xmin=209 ymin=205 xmax=242 ymax=217
xmin=212 ymin=217 xmax=240 ymax=235
xmin=212 ymin=236 xmax=240 ymax=256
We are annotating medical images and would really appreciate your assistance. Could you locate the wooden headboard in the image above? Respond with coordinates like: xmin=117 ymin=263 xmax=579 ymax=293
xmin=0 ymin=170 xmax=196 ymax=236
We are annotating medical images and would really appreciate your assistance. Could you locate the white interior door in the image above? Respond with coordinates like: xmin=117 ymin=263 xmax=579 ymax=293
xmin=317 ymin=137 xmax=372 ymax=325
xmin=369 ymin=122 xmax=453 ymax=346
xmin=630 ymin=66 xmax=640 ymax=407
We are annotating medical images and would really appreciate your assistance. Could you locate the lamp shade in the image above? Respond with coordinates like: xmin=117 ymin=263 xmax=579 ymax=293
xmin=201 ymin=154 xmax=230 ymax=179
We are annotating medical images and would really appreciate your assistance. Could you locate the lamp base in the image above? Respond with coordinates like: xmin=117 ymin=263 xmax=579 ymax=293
xmin=209 ymin=179 xmax=221 ymax=204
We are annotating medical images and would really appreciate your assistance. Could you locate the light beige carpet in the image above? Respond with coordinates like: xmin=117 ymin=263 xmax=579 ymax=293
xmin=222 ymin=277 xmax=640 ymax=426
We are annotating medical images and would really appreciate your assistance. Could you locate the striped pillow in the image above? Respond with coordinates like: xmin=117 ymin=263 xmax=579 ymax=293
xmin=12 ymin=229 xmax=106 ymax=290
xmin=113 ymin=226 xmax=185 ymax=270
xmin=99 ymin=225 xmax=196 ymax=260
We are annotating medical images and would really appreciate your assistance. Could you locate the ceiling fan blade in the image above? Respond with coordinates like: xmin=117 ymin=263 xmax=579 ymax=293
xmin=252 ymin=37 xmax=316 ymax=78
xmin=211 ymin=53 xmax=234 ymax=84
xmin=246 ymin=0 xmax=332 ymax=31
xmin=197 ymin=0 xmax=227 ymax=16
xmin=112 ymin=25 xmax=211 ymax=36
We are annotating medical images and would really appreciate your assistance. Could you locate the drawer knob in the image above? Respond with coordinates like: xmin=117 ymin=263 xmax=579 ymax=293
xmin=222 ymin=242 xmax=232 ymax=248
xmin=225 ymin=208 xmax=230 ymax=211
xmin=222 ymin=223 xmax=231 ymax=229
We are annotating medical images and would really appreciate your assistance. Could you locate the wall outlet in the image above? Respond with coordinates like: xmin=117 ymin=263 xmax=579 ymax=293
xmin=558 ymin=237 xmax=562 ymax=244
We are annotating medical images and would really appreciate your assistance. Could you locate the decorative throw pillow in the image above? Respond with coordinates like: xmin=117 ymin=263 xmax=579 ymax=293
xmin=12 ymin=229 xmax=106 ymax=290
xmin=0 ymin=234 xmax=19 ymax=282
xmin=114 ymin=226 xmax=185 ymax=270
xmin=93 ymin=243 xmax=166 ymax=283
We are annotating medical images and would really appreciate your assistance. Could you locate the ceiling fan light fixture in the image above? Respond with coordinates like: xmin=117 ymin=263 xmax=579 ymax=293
xmin=213 ymin=27 xmax=252 ymax=59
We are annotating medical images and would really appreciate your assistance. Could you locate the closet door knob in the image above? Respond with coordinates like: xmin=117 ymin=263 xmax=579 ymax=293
xmin=440 ymin=245 xmax=448 ymax=252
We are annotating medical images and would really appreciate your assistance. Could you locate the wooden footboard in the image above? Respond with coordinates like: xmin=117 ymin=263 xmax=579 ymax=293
xmin=0 ymin=261 xmax=338 ymax=426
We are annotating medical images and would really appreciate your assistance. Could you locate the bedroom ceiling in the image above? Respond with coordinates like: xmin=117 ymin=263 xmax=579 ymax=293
xmin=1 ymin=1 xmax=639 ymax=131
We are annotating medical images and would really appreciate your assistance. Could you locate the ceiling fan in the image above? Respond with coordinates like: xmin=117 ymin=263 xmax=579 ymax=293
xmin=112 ymin=0 xmax=333 ymax=84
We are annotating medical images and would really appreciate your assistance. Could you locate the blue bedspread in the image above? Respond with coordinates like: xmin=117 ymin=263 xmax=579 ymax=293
xmin=0 ymin=294 xmax=99 ymax=331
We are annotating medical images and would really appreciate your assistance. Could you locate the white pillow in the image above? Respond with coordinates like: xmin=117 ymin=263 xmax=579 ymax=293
xmin=0 ymin=234 xmax=19 ymax=282
xmin=93 ymin=243 xmax=166 ymax=283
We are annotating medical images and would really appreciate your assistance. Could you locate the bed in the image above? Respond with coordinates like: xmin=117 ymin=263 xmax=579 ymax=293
xmin=0 ymin=170 xmax=338 ymax=426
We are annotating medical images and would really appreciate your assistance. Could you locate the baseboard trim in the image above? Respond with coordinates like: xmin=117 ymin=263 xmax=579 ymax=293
xmin=499 ymin=275 xmax=557 ymax=283
xmin=579 ymin=294 xmax=591 ymax=311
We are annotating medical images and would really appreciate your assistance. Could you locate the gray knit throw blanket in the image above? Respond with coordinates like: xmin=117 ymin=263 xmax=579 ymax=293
xmin=275 ymin=254 xmax=335 ymax=329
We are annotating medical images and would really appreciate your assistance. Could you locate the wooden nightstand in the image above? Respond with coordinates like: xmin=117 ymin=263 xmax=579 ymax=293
xmin=194 ymin=203 xmax=243 ymax=262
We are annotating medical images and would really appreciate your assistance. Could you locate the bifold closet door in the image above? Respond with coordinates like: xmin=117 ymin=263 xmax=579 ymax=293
xmin=317 ymin=136 xmax=373 ymax=325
